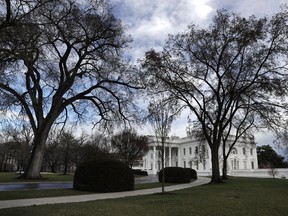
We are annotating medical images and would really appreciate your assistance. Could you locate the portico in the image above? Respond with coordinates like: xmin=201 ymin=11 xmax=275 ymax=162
xmin=145 ymin=144 xmax=180 ymax=174
xmin=134 ymin=134 xmax=258 ymax=176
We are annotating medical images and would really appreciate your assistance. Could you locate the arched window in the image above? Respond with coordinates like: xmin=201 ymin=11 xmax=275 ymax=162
xmin=231 ymin=148 xmax=237 ymax=154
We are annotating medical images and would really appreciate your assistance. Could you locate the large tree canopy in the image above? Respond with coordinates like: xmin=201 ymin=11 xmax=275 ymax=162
xmin=0 ymin=0 xmax=141 ymax=178
xmin=142 ymin=9 xmax=288 ymax=183
xmin=257 ymin=145 xmax=288 ymax=168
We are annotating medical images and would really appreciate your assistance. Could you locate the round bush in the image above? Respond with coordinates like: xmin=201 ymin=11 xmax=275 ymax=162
xmin=158 ymin=167 xmax=191 ymax=183
xmin=73 ymin=159 xmax=134 ymax=193
xmin=184 ymin=168 xmax=198 ymax=179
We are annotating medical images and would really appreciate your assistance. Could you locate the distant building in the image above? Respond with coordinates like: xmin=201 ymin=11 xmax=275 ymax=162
xmin=134 ymin=134 xmax=258 ymax=176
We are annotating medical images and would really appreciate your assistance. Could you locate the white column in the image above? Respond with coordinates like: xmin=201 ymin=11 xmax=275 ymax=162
xmin=168 ymin=147 xmax=172 ymax=167
xmin=153 ymin=145 xmax=156 ymax=171
xmin=147 ymin=147 xmax=151 ymax=172
xmin=177 ymin=148 xmax=180 ymax=167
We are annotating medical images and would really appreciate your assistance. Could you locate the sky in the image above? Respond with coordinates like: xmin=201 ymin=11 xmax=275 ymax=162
xmin=110 ymin=0 xmax=287 ymax=62
xmin=108 ymin=0 xmax=287 ymax=147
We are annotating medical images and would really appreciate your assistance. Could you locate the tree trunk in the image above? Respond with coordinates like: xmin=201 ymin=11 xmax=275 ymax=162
xmin=222 ymin=140 xmax=228 ymax=180
xmin=222 ymin=157 xmax=228 ymax=180
xmin=210 ymin=145 xmax=222 ymax=184
xmin=22 ymin=128 xmax=50 ymax=179
xmin=161 ymin=152 xmax=165 ymax=193
xmin=161 ymin=140 xmax=165 ymax=193
xmin=63 ymin=164 xmax=68 ymax=175
xmin=22 ymin=142 xmax=45 ymax=179
xmin=49 ymin=162 xmax=56 ymax=173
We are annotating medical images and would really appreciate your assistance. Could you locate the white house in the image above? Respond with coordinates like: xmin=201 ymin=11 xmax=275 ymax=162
xmin=134 ymin=134 xmax=258 ymax=176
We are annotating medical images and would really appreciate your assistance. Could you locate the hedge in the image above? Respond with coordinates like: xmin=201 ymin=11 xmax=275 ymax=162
xmin=158 ymin=167 xmax=191 ymax=183
xmin=73 ymin=159 xmax=134 ymax=193
xmin=184 ymin=168 xmax=198 ymax=179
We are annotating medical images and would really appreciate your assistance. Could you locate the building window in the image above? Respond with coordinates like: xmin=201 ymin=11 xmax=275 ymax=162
xmin=189 ymin=147 xmax=192 ymax=155
xmin=183 ymin=148 xmax=186 ymax=155
xmin=196 ymin=160 xmax=199 ymax=170
xmin=195 ymin=146 xmax=199 ymax=154
xmin=176 ymin=162 xmax=178 ymax=167
xmin=251 ymin=161 xmax=254 ymax=169
xmin=203 ymin=160 xmax=206 ymax=170
xmin=184 ymin=161 xmax=186 ymax=168
xmin=232 ymin=159 xmax=239 ymax=170
xmin=189 ymin=161 xmax=192 ymax=168
xmin=243 ymin=148 xmax=246 ymax=155
xmin=250 ymin=148 xmax=253 ymax=155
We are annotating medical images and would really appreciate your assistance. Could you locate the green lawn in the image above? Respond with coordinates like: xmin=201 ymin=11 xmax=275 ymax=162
xmin=1 ymin=177 xmax=288 ymax=216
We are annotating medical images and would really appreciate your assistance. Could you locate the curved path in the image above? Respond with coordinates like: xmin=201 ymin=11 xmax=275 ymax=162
xmin=0 ymin=175 xmax=159 ymax=191
xmin=0 ymin=177 xmax=210 ymax=209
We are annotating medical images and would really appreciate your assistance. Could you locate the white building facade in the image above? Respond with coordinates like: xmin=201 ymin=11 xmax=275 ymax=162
xmin=135 ymin=135 xmax=258 ymax=176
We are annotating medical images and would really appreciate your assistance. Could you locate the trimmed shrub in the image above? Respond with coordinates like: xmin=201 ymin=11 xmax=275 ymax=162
xmin=73 ymin=159 xmax=134 ymax=193
xmin=184 ymin=168 xmax=198 ymax=179
xmin=131 ymin=169 xmax=148 ymax=176
xmin=158 ymin=167 xmax=191 ymax=183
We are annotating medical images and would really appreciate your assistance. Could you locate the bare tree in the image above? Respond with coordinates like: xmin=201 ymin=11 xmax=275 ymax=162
xmin=0 ymin=0 xmax=50 ymax=30
xmin=268 ymin=164 xmax=278 ymax=179
xmin=142 ymin=9 xmax=288 ymax=183
xmin=148 ymin=100 xmax=180 ymax=193
xmin=42 ymin=128 xmax=77 ymax=174
xmin=0 ymin=0 xmax=141 ymax=178
xmin=43 ymin=138 xmax=61 ymax=173
xmin=0 ymin=123 xmax=32 ymax=172
xmin=58 ymin=130 xmax=79 ymax=175
xmin=80 ymin=132 xmax=112 ymax=163
xmin=111 ymin=129 xmax=149 ymax=168
xmin=43 ymin=130 xmax=111 ymax=172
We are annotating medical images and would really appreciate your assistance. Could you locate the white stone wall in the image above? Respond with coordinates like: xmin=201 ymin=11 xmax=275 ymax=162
xmin=138 ymin=135 xmax=258 ymax=175
xmin=230 ymin=168 xmax=288 ymax=179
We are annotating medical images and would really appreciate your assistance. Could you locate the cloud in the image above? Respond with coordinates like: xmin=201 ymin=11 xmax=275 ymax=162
xmin=209 ymin=0 xmax=286 ymax=18
xmin=111 ymin=0 xmax=213 ymax=61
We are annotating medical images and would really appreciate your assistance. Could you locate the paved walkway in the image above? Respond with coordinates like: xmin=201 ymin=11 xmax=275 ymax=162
xmin=0 ymin=177 xmax=210 ymax=209
xmin=0 ymin=175 xmax=159 ymax=191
